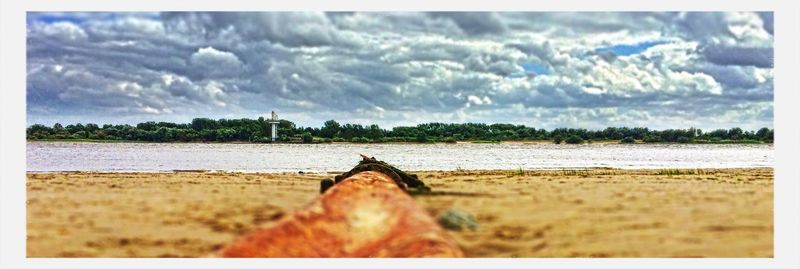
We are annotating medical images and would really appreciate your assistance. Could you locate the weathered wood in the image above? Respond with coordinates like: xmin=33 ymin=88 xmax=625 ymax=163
xmin=220 ymin=171 xmax=463 ymax=257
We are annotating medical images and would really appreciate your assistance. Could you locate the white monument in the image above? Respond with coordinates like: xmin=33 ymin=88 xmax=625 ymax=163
xmin=267 ymin=111 xmax=280 ymax=142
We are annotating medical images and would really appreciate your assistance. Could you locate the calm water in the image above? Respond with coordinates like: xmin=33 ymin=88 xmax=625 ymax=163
xmin=27 ymin=142 xmax=774 ymax=172
xmin=27 ymin=141 xmax=773 ymax=172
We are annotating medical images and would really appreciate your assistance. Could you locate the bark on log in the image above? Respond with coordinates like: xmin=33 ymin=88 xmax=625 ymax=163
xmin=220 ymin=171 xmax=463 ymax=257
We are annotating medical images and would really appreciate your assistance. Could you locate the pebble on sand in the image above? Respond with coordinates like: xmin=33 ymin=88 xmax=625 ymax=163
xmin=438 ymin=209 xmax=479 ymax=231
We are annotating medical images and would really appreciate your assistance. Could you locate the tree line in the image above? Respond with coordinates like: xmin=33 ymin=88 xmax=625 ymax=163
xmin=26 ymin=118 xmax=774 ymax=144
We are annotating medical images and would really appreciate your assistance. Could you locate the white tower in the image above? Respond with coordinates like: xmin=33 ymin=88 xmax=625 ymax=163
xmin=267 ymin=111 xmax=280 ymax=142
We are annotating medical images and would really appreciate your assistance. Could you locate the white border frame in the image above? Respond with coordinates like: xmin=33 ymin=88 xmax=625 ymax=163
xmin=2 ymin=1 xmax=798 ymax=268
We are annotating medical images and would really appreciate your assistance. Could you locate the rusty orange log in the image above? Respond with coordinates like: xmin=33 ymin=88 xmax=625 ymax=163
xmin=220 ymin=171 xmax=464 ymax=257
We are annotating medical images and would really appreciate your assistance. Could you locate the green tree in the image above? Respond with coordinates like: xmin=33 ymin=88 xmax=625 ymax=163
xmin=416 ymin=132 xmax=429 ymax=143
xmin=643 ymin=134 xmax=662 ymax=143
xmin=257 ymin=117 xmax=269 ymax=137
xmin=756 ymin=127 xmax=770 ymax=141
xmin=24 ymin=118 xmax=775 ymax=145
xmin=191 ymin=118 xmax=217 ymax=131
xmin=565 ymin=135 xmax=584 ymax=144
xmin=66 ymin=123 xmax=85 ymax=134
xmin=85 ymin=123 xmax=99 ymax=132
xmin=302 ymin=132 xmax=313 ymax=143
xmin=320 ymin=120 xmax=341 ymax=138
xmin=27 ymin=124 xmax=50 ymax=139
xmin=367 ymin=124 xmax=384 ymax=140
xmin=728 ymin=127 xmax=744 ymax=140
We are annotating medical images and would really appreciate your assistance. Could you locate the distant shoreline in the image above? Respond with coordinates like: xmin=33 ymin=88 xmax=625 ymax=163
xmin=26 ymin=139 xmax=772 ymax=145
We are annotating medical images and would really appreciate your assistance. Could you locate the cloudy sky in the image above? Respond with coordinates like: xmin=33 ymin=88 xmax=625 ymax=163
xmin=26 ymin=12 xmax=773 ymax=130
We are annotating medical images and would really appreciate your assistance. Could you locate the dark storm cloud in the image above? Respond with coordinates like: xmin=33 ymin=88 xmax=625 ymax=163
xmin=427 ymin=12 xmax=508 ymax=35
xmin=679 ymin=63 xmax=773 ymax=99
xmin=700 ymin=45 xmax=773 ymax=68
xmin=26 ymin=12 xmax=773 ymax=130
xmin=667 ymin=12 xmax=737 ymax=43
xmin=504 ymin=12 xmax=674 ymax=36
xmin=757 ymin=12 xmax=774 ymax=35
xmin=160 ymin=12 xmax=359 ymax=48
xmin=327 ymin=12 xmax=463 ymax=37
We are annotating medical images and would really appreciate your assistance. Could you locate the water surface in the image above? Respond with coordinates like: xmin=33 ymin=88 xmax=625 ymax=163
xmin=27 ymin=141 xmax=773 ymax=172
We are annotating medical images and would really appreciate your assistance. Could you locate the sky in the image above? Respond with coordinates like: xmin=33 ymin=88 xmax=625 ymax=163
xmin=26 ymin=12 xmax=774 ymax=130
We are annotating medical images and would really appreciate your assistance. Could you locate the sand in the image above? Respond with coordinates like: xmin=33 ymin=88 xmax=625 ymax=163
xmin=26 ymin=168 xmax=773 ymax=257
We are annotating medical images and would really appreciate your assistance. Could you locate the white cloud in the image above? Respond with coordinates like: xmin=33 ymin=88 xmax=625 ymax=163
xmin=722 ymin=12 xmax=772 ymax=46
xmin=190 ymin=46 xmax=243 ymax=76
xmin=142 ymin=106 xmax=161 ymax=114
xmin=25 ymin=12 xmax=773 ymax=130
xmin=467 ymin=95 xmax=492 ymax=105
xmin=36 ymin=21 xmax=87 ymax=41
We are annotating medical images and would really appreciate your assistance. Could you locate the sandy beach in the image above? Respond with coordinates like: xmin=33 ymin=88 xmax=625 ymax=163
xmin=26 ymin=168 xmax=773 ymax=258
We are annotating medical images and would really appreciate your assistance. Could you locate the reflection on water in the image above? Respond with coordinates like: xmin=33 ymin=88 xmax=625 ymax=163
xmin=27 ymin=141 xmax=773 ymax=172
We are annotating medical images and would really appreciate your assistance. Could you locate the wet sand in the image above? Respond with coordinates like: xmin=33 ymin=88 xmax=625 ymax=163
xmin=26 ymin=168 xmax=773 ymax=257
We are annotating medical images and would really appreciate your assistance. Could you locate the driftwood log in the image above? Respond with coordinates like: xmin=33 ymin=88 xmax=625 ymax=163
xmin=220 ymin=158 xmax=462 ymax=257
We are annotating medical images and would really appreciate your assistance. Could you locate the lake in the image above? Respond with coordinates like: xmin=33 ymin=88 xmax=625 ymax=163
xmin=26 ymin=141 xmax=774 ymax=172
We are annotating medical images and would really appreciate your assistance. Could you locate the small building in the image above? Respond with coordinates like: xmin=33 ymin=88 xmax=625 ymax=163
xmin=266 ymin=111 xmax=280 ymax=142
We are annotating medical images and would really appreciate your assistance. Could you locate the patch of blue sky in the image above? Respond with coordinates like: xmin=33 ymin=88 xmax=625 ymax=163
xmin=27 ymin=12 xmax=159 ymax=25
xmin=28 ymin=12 xmax=89 ymax=24
xmin=521 ymin=63 xmax=551 ymax=75
xmin=508 ymin=63 xmax=550 ymax=79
